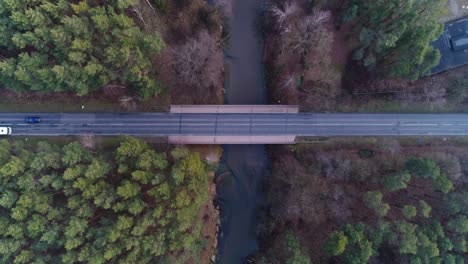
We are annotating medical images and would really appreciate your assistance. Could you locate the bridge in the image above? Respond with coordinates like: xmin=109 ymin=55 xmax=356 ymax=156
xmin=1 ymin=105 xmax=468 ymax=144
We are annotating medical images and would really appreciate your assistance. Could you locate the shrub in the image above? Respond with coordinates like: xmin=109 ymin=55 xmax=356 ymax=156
xmin=358 ymin=149 xmax=373 ymax=159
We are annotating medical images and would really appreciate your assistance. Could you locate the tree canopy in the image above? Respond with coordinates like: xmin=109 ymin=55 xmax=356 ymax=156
xmin=0 ymin=0 xmax=164 ymax=99
xmin=322 ymin=156 xmax=463 ymax=263
xmin=363 ymin=191 xmax=390 ymax=218
xmin=260 ymin=143 xmax=468 ymax=264
xmin=0 ymin=138 xmax=209 ymax=263
xmin=344 ymin=0 xmax=446 ymax=79
xmin=284 ymin=233 xmax=312 ymax=264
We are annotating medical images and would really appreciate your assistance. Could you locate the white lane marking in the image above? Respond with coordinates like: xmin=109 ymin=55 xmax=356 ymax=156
xmin=14 ymin=123 xmax=467 ymax=127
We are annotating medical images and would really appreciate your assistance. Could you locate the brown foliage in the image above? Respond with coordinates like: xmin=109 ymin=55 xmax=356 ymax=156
xmin=169 ymin=30 xmax=223 ymax=104
xmin=263 ymin=140 xmax=468 ymax=262
xmin=269 ymin=152 xmax=329 ymax=226
xmin=213 ymin=0 xmax=232 ymax=17
xmin=267 ymin=3 xmax=341 ymax=110
xmin=79 ymin=135 xmax=96 ymax=150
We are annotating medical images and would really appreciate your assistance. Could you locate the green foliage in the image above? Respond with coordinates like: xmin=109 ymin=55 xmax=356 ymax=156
xmin=324 ymin=230 xmax=348 ymax=256
xmin=453 ymin=236 xmax=467 ymax=253
xmin=344 ymin=0 xmax=445 ymax=79
xmin=381 ymin=171 xmax=411 ymax=192
xmin=171 ymin=147 xmax=190 ymax=161
xmin=0 ymin=0 xmax=164 ymax=98
xmin=284 ymin=232 xmax=312 ymax=264
xmin=363 ymin=191 xmax=390 ymax=218
xmin=433 ymin=173 xmax=454 ymax=194
xmin=447 ymin=77 xmax=468 ymax=103
xmin=418 ymin=200 xmax=432 ymax=218
xmin=395 ymin=221 xmax=419 ymax=254
xmin=264 ymin=145 xmax=468 ymax=264
xmin=402 ymin=205 xmax=417 ymax=219
xmin=406 ymin=158 xmax=441 ymax=179
xmin=358 ymin=149 xmax=373 ymax=159
xmin=321 ymin=152 xmax=464 ymax=263
xmin=0 ymin=138 xmax=209 ymax=263
xmin=325 ymin=224 xmax=374 ymax=263
xmin=447 ymin=216 xmax=468 ymax=235
xmin=62 ymin=141 xmax=91 ymax=166
xmin=154 ymin=0 xmax=169 ymax=13
xmin=342 ymin=224 xmax=374 ymax=263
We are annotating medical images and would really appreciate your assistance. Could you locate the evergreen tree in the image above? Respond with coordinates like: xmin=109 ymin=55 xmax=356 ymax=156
xmin=0 ymin=138 xmax=209 ymax=263
xmin=363 ymin=191 xmax=390 ymax=218
xmin=343 ymin=0 xmax=445 ymax=79
xmin=0 ymin=0 xmax=164 ymax=98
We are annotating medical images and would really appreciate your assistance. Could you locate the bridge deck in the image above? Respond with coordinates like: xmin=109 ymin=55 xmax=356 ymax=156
xmin=2 ymin=111 xmax=468 ymax=144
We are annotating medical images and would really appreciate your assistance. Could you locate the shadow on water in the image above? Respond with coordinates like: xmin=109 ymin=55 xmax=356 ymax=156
xmin=215 ymin=145 xmax=269 ymax=264
xmin=215 ymin=0 xmax=269 ymax=264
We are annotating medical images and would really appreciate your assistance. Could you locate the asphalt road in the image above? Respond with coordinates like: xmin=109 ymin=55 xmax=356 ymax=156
xmin=2 ymin=113 xmax=468 ymax=136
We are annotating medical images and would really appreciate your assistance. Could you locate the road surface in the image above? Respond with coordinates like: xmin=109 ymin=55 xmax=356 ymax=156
xmin=2 ymin=113 xmax=468 ymax=136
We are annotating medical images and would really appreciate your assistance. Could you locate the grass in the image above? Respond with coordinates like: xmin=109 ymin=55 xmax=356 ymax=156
xmin=296 ymin=136 xmax=468 ymax=151
xmin=331 ymin=98 xmax=468 ymax=114
xmin=13 ymin=136 xmax=77 ymax=145
xmin=0 ymin=101 xmax=122 ymax=113
xmin=0 ymin=94 xmax=170 ymax=113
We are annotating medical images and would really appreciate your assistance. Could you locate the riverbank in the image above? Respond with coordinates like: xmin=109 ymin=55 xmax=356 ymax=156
xmin=188 ymin=145 xmax=222 ymax=264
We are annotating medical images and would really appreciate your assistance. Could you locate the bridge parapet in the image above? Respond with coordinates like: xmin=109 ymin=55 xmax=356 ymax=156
xmin=168 ymin=136 xmax=296 ymax=144
xmin=170 ymin=105 xmax=299 ymax=114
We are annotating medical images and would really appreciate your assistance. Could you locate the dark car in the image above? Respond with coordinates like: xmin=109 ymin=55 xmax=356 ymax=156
xmin=25 ymin=117 xmax=41 ymax=123
xmin=450 ymin=34 xmax=468 ymax=51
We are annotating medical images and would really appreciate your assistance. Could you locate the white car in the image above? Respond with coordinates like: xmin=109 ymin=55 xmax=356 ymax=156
xmin=0 ymin=127 xmax=12 ymax=135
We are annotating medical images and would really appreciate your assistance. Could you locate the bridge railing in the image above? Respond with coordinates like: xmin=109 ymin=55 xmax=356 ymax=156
xmin=170 ymin=105 xmax=299 ymax=114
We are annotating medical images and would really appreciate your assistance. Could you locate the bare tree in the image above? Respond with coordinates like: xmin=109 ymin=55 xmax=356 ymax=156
xmin=276 ymin=74 xmax=298 ymax=103
xmin=280 ymin=75 xmax=295 ymax=91
xmin=119 ymin=96 xmax=137 ymax=111
xmin=273 ymin=7 xmax=338 ymax=110
xmin=214 ymin=0 xmax=232 ymax=17
xmin=270 ymin=2 xmax=299 ymax=28
xmin=278 ymin=10 xmax=332 ymax=57
xmin=143 ymin=0 xmax=156 ymax=14
xmin=399 ymin=84 xmax=446 ymax=110
xmin=131 ymin=3 xmax=146 ymax=28
xmin=205 ymin=152 xmax=219 ymax=164
xmin=171 ymin=31 xmax=217 ymax=88
xmin=297 ymin=14 xmax=331 ymax=54
xmin=79 ymin=135 xmax=96 ymax=150
xmin=376 ymin=138 xmax=401 ymax=155
xmin=422 ymin=84 xmax=447 ymax=109
xmin=310 ymin=9 xmax=331 ymax=25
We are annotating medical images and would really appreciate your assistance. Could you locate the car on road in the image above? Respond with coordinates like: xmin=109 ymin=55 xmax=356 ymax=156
xmin=0 ymin=127 xmax=12 ymax=135
xmin=25 ymin=117 xmax=41 ymax=123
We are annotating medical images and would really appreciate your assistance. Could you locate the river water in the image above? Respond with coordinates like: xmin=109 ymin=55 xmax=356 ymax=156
xmin=215 ymin=0 xmax=268 ymax=264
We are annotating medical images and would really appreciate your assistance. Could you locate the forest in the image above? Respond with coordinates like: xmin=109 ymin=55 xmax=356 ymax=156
xmin=0 ymin=0 xmax=164 ymax=99
xmin=0 ymin=0 xmax=225 ymax=108
xmin=264 ymin=0 xmax=465 ymax=112
xmin=257 ymin=139 xmax=468 ymax=263
xmin=0 ymin=137 xmax=212 ymax=263
xmin=343 ymin=0 xmax=446 ymax=80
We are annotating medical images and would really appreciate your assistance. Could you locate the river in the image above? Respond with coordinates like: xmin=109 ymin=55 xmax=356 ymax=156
xmin=215 ymin=0 xmax=269 ymax=263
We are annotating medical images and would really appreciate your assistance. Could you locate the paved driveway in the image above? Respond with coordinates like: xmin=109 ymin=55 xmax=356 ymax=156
xmin=431 ymin=17 xmax=468 ymax=74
